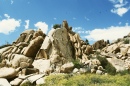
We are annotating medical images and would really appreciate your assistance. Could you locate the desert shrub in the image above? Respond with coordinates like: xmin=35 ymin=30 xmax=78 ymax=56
xmin=97 ymin=55 xmax=108 ymax=69
xmin=72 ymin=59 xmax=83 ymax=69
xmin=85 ymin=39 xmax=89 ymax=45
xmin=124 ymin=39 xmax=129 ymax=44
xmin=117 ymin=70 xmax=130 ymax=75
xmin=53 ymin=24 xmax=61 ymax=29
xmin=105 ymin=62 xmax=116 ymax=75
xmin=97 ymin=55 xmax=116 ymax=75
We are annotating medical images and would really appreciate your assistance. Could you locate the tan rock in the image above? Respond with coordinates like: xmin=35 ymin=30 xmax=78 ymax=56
xmin=0 ymin=78 xmax=11 ymax=86
xmin=120 ymin=47 xmax=128 ymax=56
xmin=0 ymin=67 xmax=20 ymax=79
xmin=23 ymin=36 xmax=43 ymax=57
xmin=96 ymin=70 xmax=103 ymax=75
xmin=10 ymin=54 xmax=33 ymax=68
xmin=60 ymin=62 xmax=74 ymax=73
xmin=32 ymin=59 xmax=51 ymax=73
xmin=10 ymin=78 xmax=23 ymax=86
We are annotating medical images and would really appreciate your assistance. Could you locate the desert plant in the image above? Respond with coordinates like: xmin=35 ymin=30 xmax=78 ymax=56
xmin=72 ymin=59 xmax=83 ymax=69
xmin=53 ymin=24 xmax=61 ymax=29
xmin=97 ymin=55 xmax=116 ymax=75
xmin=85 ymin=39 xmax=89 ymax=45
xmin=124 ymin=39 xmax=129 ymax=44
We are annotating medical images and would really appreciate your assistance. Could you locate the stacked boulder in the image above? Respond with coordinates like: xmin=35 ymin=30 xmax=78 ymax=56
xmin=0 ymin=20 xmax=106 ymax=85
xmin=99 ymin=33 xmax=130 ymax=72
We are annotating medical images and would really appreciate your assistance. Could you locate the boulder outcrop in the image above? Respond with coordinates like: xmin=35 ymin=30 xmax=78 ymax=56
xmin=2 ymin=20 xmax=130 ymax=85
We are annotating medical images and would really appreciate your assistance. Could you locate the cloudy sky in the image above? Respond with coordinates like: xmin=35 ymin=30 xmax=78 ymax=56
xmin=0 ymin=0 xmax=130 ymax=45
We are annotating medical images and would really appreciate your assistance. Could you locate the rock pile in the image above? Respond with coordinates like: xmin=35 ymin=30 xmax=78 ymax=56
xmin=100 ymin=36 xmax=130 ymax=72
xmin=1 ymin=20 xmax=129 ymax=85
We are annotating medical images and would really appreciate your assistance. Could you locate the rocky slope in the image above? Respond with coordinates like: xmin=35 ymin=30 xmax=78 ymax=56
xmin=0 ymin=20 xmax=129 ymax=85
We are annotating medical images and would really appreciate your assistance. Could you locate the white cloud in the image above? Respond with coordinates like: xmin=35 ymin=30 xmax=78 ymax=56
xmin=0 ymin=14 xmax=21 ymax=34
xmin=24 ymin=20 xmax=30 ymax=29
xmin=4 ymin=14 xmax=10 ymax=19
xmin=34 ymin=21 xmax=48 ymax=34
xmin=109 ymin=0 xmax=123 ymax=4
xmin=85 ymin=24 xmax=130 ymax=42
xmin=111 ymin=7 xmax=130 ymax=16
xmin=73 ymin=27 xmax=90 ymax=34
xmin=109 ymin=0 xmax=130 ymax=16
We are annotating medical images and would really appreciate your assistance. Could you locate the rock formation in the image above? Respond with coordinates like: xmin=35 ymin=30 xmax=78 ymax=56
xmin=1 ymin=20 xmax=130 ymax=85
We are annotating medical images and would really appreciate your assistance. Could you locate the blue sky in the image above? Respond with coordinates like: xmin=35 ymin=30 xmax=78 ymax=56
xmin=0 ymin=0 xmax=130 ymax=45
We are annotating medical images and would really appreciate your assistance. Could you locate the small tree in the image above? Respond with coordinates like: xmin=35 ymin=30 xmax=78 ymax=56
xmin=85 ymin=39 xmax=89 ymax=45
xmin=53 ymin=24 xmax=61 ymax=29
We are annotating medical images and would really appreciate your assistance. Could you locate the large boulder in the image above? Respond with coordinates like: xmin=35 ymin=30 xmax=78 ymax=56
xmin=14 ymin=29 xmax=35 ymax=44
xmin=10 ymin=78 xmax=23 ymax=86
xmin=107 ymin=58 xmax=126 ymax=72
xmin=60 ymin=62 xmax=74 ymax=73
xmin=23 ymin=36 xmax=43 ymax=57
xmin=10 ymin=54 xmax=33 ymax=68
xmin=32 ymin=59 xmax=51 ymax=73
xmin=37 ymin=28 xmax=73 ymax=61
xmin=0 ymin=67 xmax=20 ymax=79
xmin=0 ymin=78 xmax=11 ymax=86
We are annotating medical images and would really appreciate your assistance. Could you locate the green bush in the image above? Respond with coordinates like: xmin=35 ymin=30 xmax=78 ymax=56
xmin=97 ymin=55 xmax=116 ymax=75
xmin=72 ymin=59 xmax=83 ymax=69
xmin=53 ymin=24 xmax=61 ymax=29
xmin=105 ymin=62 xmax=116 ymax=75
xmin=124 ymin=39 xmax=129 ymax=44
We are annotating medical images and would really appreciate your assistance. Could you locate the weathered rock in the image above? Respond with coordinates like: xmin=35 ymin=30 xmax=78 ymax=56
xmin=0 ymin=46 xmax=12 ymax=54
xmin=20 ymin=80 xmax=31 ymax=86
xmin=14 ymin=29 xmax=35 ymax=44
xmin=10 ymin=78 xmax=23 ymax=86
xmin=0 ymin=78 xmax=11 ymax=86
xmin=93 ymin=40 xmax=107 ymax=50
xmin=36 ymin=77 xmax=46 ymax=85
xmin=23 ymin=36 xmax=43 ymax=57
xmin=98 ymin=66 xmax=104 ymax=71
xmin=107 ymin=58 xmax=126 ymax=72
xmin=21 ymin=68 xmax=39 ymax=75
xmin=32 ymin=59 xmax=51 ymax=73
xmin=81 ymin=53 xmax=89 ymax=63
xmin=38 ymin=28 xmax=73 ymax=61
xmin=73 ymin=68 xmax=79 ymax=73
xmin=60 ymin=62 xmax=74 ymax=73
xmin=10 ymin=54 xmax=33 ymax=68
xmin=120 ymin=47 xmax=128 ymax=56
xmin=79 ymin=68 xmax=89 ymax=74
xmin=91 ymin=69 xmax=96 ymax=73
xmin=0 ymin=67 xmax=20 ymax=79
xmin=36 ymin=36 xmax=51 ymax=59
xmin=26 ymin=74 xmax=45 ymax=83
xmin=85 ymin=45 xmax=93 ymax=55
xmin=96 ymin=70 xmax=103 ymax=75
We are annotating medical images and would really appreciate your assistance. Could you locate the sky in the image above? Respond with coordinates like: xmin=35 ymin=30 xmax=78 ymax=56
xmin=0 ymin=0 xmax=130 ymax=45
